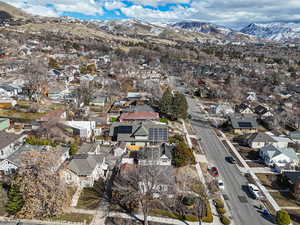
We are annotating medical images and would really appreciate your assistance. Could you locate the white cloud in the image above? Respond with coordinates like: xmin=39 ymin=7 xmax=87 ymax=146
xmin=104 ymin=1 xmax=126 ymax=10
xmin=129 ymin=0 xmax=191 ymax=7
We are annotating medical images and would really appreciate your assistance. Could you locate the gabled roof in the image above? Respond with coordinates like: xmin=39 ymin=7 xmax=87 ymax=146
xmin=235 ymin=103 xmax=252 ymax=113
xmin=67 ymin=154 xmax=105 ymax=176
xmin=137 ymin=144 xmax=173 ymax=161
xmin=261 ymin=144 xmax=298 ymax=161
xmin=133 ymin=124 xmax=149 ymax=136
xmin=254 ymin=105 xmax=269 ymax=115
xmin=246 ymin=132 xmax=276 ymax=143
xmin=283 ymin=171 xmax=300 ymax=184
xmin=0 ymin=131 xmax=25 ymax=150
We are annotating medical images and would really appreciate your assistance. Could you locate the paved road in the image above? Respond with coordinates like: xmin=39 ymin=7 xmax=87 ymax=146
xmin=187 ymin=97 xmax=274 ymax=225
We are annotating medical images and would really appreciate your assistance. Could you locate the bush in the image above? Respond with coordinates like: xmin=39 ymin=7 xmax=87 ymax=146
xmin=220 ymin=216 xmax=231 ymax=225
xmin=276 ymin=210 xmax=291 ymax=225
xmin=183 ymin=196 xmax=195 ymax=206
xmin=26 ymin=137 xmax=56 ymax=147
xmin=69 ymin=143 xmax=78 ymax=156
xmin=202 ymin=201 xmax=213 ymax=223
xmin=217 ymin=207 xmax=226 ymax=215
xmin=110 ymin=117 xmax=118 ymax=122
xmin=214 ymin=199 xmax=224 ymax=209
xmin=185 ymin=215 xmax=198 ymax=222
xmin=169 ymin=135 xmax=184 ymax=144
xmin=6 ymin=184 xmax=24 ymax=215
xmin=160 ymin=118 xmax=168 ymax=124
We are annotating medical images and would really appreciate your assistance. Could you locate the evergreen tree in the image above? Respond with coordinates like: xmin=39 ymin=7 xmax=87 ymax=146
xmin=160 ymin=89 xmax=173 ymax=115
xmin=6 ymin=184 xmax=24 ymax=215
xmin=172 ymin=93 xmax=188 ymax=120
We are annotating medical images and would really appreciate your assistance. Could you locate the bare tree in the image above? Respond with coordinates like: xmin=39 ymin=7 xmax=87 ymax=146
xmin=23 ymin=57 xmax=48 ymax=106
xmin=113 ymin=163 xmax=174 ymax=225
xmin=12 ymin=148 xmax=67 ymax=219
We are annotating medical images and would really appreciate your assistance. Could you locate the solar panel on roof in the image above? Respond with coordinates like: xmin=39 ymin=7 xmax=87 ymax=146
xmin=149 ymin=128 xmax=168 ymax=141
xmin=118 ymin=126 xmax=133 ymax=134
xmin=238 ymin=122 xmax=252 ymax=128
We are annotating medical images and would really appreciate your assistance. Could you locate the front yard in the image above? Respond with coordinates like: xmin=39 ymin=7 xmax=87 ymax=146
xmin=52 ymin=213 xmax=93 ymax=224
xmin=256 ymin=174 xmax=285 ymax=190
xmin=270 ymin=191 xmax=300 ymax=207
xmin=77 ymin=179 xmax=105 ymax=210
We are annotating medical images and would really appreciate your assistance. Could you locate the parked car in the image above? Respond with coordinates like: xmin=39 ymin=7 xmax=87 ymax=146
xmin=218 ymin=179 xmax=225 ymax=190
xmin=211 ymin=167 xmax=219 ymax=177
xmin=226 ymin=156 xmax=236 ymax=164
xmin=248 ymin=184 xmax=262 ymax=200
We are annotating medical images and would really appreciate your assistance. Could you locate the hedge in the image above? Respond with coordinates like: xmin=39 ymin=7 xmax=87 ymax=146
xmin=220 ymin=216 xmax=231 ymax=225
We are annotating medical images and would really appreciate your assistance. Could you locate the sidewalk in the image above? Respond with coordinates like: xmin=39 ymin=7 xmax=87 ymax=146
xmin=217 ymin=130 xmax=281 ymax=212
xmin=71 ymin=187 xmax=83 ymax=207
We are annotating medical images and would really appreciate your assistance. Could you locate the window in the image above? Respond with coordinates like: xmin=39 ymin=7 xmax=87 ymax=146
xmin=0 ymin=150 xmax=3 ymax=156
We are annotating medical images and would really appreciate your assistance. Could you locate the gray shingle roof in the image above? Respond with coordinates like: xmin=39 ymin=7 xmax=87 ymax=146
xmin=79 ymin=143 xmax=99 ymax=154
xmin=0 ymin=131 xmax=25 ymax=150
xmin=137 ymin=144 xmax=173 ymax=161
xmin=67 ymin=154 xmax=105 ymax=176
xmin=261 ymin=144 xmax=298 ymax=161
xmin=246 ymin=132 xmax=276 ymax=143
xmin=230 ymin=115 xmax=258 ymax=129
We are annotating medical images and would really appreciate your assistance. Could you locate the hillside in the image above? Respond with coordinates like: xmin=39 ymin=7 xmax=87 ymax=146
xmin=0 ymin=1 xmax=29 ymax=19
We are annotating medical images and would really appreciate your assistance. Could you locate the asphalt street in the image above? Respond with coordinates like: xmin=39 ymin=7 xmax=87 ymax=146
xmin=187 ymin=97 xmax=274 ymax=225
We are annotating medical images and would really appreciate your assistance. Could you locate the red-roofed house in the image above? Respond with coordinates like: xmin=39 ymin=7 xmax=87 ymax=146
xmin=119 ymin=112 xmax=159 ymax=122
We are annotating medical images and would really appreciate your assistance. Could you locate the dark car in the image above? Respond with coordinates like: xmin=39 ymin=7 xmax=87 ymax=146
xmin=210 ymin=167 xmax=219 ymax=177
xmin=226 ymin=156 xmax=236 ymax=164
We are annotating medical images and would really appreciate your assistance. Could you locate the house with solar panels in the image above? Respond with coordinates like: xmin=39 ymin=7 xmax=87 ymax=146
xmin=109 ymin=121 xmax=168 ymax=150
xmin=229 ymin=114 xmax=258 ymax=134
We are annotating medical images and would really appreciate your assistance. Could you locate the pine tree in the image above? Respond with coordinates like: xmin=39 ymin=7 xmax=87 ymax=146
xmin=171 ymin=93 xmax=188 ymax=120
xmin=6 ymin=184 xmax=24 ymax=215
xmin=160 ymin=89 xmax=173 ymax=116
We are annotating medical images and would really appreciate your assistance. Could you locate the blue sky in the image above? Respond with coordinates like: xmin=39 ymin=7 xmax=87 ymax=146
xmin=3 ymin=0 xmax=300 ymax=28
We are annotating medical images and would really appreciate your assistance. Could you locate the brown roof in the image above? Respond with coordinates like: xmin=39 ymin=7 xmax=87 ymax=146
xmin=0 ymin=131 xmax=26 ymax=150
xmin=120 ymin=112 xmax=159 ymax=121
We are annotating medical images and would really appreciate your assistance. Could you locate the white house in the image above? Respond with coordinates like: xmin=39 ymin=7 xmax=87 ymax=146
xmin=62 ymin=121 xmax=101 ymax=139
xmin=260 ymin=144 xmax=299 ymax=169
xmin=245 ymin=132 xmax=277 ymax=149
xmin=265 ymin=132 xmax=293 ymax=148
xmin=215 ymin=103 xmax=234 ymax=116
xmin=0 ymin=131 xmax=27 ymax=160
xmin=246 ymin=92 xmax=257 ymax=102
xmin=63 ymin=154 xmax=108 ymax=187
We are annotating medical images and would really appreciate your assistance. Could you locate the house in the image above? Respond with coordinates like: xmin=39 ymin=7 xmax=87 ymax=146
xmin=235 ymin=104 xmax=253 ymax=114
xmin=136 ymin=144 xmax=173 ymax=166
xmin=214 ymin=103 xmax=234 ymax=116
xmin=254 ymin=105 xmax=273 ymax=118
xmin=243 ymin=132 xmax=277 ymax=148
xmin=0 ymin=85 xmax=18 ymax=97
xmin=260 ymin=144 xmax=299 ymax=169
xmin=290 ymin=131 xmax=300 ymax=144
xmin=109 ymin=122 xmax=168 ymax=148
xmin=78 ymin=143 xmax=101 ymax=154
xmin=62 ymin=121 xmax=101 ymax=139
xmin=0 ymin=131 xmax=27 ymax=159
xmin=265 ymin=132 xmax=293 ymax=148
xmin=282 ymin=171 xmax=300 ymax=195
xmin=0 ymin=99 xmax=17 ymax=108
xmin=246 ymin=92 xmax=257 ymax=102
xmin=0 ymin=118 xmax=10 ymax=131
xmin=63 ymin=154 xmax=108 ymax=187
xmin=90 ymin=96 xmax=107 ymax=107
xmin=0 ymin=144 xmax=69 ymax=175
xmin=229 ymin=115 xmax=258 ymax=134
xmin=119 ymin=112 xmax=159 ymax=122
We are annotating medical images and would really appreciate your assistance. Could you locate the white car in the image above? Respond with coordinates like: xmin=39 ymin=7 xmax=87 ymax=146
xmin=248 ymin=183 xmax=261 ymax=199
xmin=218 ymin=179 xmax=225 ymax=190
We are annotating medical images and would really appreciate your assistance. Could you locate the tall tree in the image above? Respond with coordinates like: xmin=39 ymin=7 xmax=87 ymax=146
xmin=12 ymin=149 xmax=67 ymax=219
xmin=171 ymin=93 xmax=188 ymax=120
xmin=160 ymin=89 xmax=173 ymax=116
xmin=113 ymin=164 xmax=173 ymax=225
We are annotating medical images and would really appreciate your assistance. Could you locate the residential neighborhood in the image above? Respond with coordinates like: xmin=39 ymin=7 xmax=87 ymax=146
xmin=0 ymin=1 xmax=300 ymax=225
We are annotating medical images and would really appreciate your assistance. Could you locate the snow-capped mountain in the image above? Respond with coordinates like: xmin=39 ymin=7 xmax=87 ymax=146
xmin=240 ymin=22 xmax=300 ymax=42
xmin=170 ymin=21 xmax=256 ymax=42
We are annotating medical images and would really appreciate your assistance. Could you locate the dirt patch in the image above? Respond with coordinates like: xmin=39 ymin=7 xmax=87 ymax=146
xmin=270 ymin=191 xmax=300 ymax=207
xmin=175 ymin=166 xmax=199 ymax=190
xmin=237 ymin=146 xmax=260 ymax=161
xmin=247 ymin=161 xmax=266 ymax=168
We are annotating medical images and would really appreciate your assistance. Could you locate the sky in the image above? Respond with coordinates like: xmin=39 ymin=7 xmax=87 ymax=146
xmin=2 ymin=0 xmax=300 ymax=29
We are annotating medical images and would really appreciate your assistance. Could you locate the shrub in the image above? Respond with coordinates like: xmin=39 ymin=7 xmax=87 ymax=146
xmin=110 ymin=117 xmax=118 ymax=122
xmin=185 ymin=215 xmax=198 ymax=222
xmin=183 ymin=196 xmax=195 ymax=206
xmin=217 ymin=207 xmax=226 ymax=215
xmin=26 ymin=137 xmax=56 ymax=147
xmin=214 ymin=199 xmax=224 ymax=209
xmin=276 ymin=210 xmax=291 ymax=225
xmin=220 ymin=216 xmax=231 ymax=225
xmin=69 ymin=143 xmax=78 ymax=156
xmin=160 ymin=118 xmax=168 ymax=124
xmin=202 ymin=201 xmax=213 ymax=223
xmin=6 ymin=184 xmax=24 ymax=215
